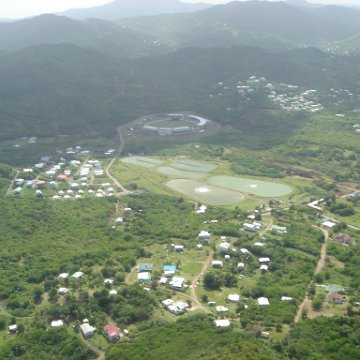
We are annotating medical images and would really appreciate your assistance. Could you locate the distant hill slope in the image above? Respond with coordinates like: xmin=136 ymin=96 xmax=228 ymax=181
xmin=61 ymin=0 xmax=210 ymax=20
xmin=119 ymin=1 xmax=360 ymax=51
xmin=0 ymin=14 xmax=170 ymax=57
xmin=0 ymin=42 xmax=359 ymax=141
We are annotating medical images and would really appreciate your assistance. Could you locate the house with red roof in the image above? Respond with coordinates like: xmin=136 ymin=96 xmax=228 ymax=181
xmin=103 ymin=324 xmax=120 ymax=341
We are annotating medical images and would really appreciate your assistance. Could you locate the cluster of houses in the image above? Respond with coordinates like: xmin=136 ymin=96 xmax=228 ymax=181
xmin=11 ymin=153 xmax=118 ymax=200
xmin=268 ymin=88 xmax=324 ymax=112
xmin=136 ymin=262 xmax=188 ymax=291
xmin=161 ymin=299 xmax=189 ymax=315
xmin=210 ymin=76 xmax=324 ymax=113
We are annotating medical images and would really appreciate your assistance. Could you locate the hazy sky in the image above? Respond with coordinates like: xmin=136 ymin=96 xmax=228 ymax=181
xmin=1 ymin=0 xmax=359 ymax=19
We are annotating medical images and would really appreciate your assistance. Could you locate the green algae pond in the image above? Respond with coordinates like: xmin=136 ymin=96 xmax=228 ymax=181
xmin=207 ymin=175 xmax=292 ymax=197
xmin=166 ymin=179 xmax=244 ymax=205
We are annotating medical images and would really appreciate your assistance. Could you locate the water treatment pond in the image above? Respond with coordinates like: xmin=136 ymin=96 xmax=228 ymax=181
xmin=207 ymin=176 xmax=292 ymax=197
xmin=157 ymin=167 xmax=205 ymax=179
xmin=166 ymin=179 xmax=244 ymax=205
xmin=172 ymin=160 xmax=216 ymax=173
xmin=122 ymin=156 xmax=163 ymax=168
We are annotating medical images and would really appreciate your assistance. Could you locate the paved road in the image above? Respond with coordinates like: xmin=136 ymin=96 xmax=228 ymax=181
xmin=105 ymin=125 xmax=133 ymax=195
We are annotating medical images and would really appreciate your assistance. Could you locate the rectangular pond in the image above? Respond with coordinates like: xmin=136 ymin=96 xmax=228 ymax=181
xmin=122 ymin=156 xmax=163 ymax=168
xmin=207 ymin=175 xmax=292 ymax=197
xmin=157 ymin=167 xmax=206 ymax=179
xmin=172 ymin=160 xmax=216 ymax=173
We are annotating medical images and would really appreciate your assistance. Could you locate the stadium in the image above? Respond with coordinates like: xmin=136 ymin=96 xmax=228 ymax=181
xmin=142 ymin=113 xmax=208 ymax=136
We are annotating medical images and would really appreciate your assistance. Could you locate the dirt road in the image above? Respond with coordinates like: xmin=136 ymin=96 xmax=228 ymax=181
xmin=190 ymin=251 xmax=214 ymax=312
xmin=294 ymin=227 xmax=329 ymax=323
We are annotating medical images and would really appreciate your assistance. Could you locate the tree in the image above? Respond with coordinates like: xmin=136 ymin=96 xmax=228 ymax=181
xmin=203 ymin=273 xmax=222 ymax=290
xmin=224 ymin=273 xmax=237 ymax=288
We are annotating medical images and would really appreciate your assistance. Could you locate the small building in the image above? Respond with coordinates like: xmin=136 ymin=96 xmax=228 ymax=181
xmin=8 ymin=324 xmax=18 ymax=333
xmin=333 ymin=234 xmax=352 ymax=245
xmin=224 ymin=254 xmax=230 ymax=260
xmin=197 ymin=244 xmax=203 ymax=250
xmin=174 ymin=245 xmax=184 ymax=253
xmin=216 ymin=305 xmax=228 ymax=313
xmin=198 ymin=231 xmax=210 ymax=240
xmin=138 ymin=263 xmax=153 ymax=272
xmin=104 ymin=279 xmax=114 ymax=285
xmin=51 ymin=320 xmax=64 ymax=328
xmin=327 ymin=292 xmax=345 ymax=304
xmin=109 ymin=290 xmax=118 ymax=296
xmin=271 ymin=225 xmax=287 ymax=234
xmin=240 ymin=248 xmax=250 ymax=255
xmin=219 ymin=242 xmax=231 ymax=252
xmin=211 ymin=260 xmax=223 ymax=268
xmin=243 ymin=223 xmax=258 ymax=232
xmin=258 ymin=257 xmax=271 ymax=263
xmin=228 ymin=294 xmax=240 ymax=303
xmin=261 ymin=331 xmax=270 ymax=339
xmin=214 ymin=319 xmax=230 ymax=328
xmin=71 ymin=271 xmax=84 ymax=279
xmin=281 ymin=296 xmax=293 ymax=301
xmin=322 ymin=220 xmax=336 ymax=229
xmin=167 ymin=301 xmax=189 ymax=315
xmin=237 ymin=262 xmax=245 ymax=270
xmin=169 ymin=277 xmax=186 ymax=290
xmin=115 ymin=217 xmax=123 ymax=226
xmin=258 ymin=297 xmax=270 ymax=306
xmin=159 ymin=277 xmax=167 ymax=285
xmin=58 ymin=287 xmax=69 ymax=295
xmin=260 ymin=264 xmax=269 ymax=272
xmin=137 ymin=272 xmax=151 ymax=283
xmin=80 ymin=323 xmax=96 ymax=338
xmin=162 ymin=299 xmax=174 ymax=308
xmin=103 ymin=324 xmax=120 ymax=341
xmin=58 ymin=272 xmax=69 ymax=279
xmin=163 ymin=265 xmax=177 ymax=276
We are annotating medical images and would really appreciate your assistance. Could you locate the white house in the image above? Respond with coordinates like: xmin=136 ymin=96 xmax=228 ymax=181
xmin=258 ymin=257 xmax=271 ymax=263
xmin=115 ymin=217 xmax=123 ymax=225
xmin=211 ymin=260 xmax=223 ymax=268
xmin=198 ymin=231 xmax=210 ymax=240
xmin=237 ymin=262 xmax=245 ymax=270
xmin=8 ymin=324 xmax=17 ymax=333
xmin=174 ymin=245 xmax=184 ymax=253
xmin=214 ymin=319 xmax=230 ymax=328
xmin=260 ymin=264 xmax=269 ymax=272
xmin=243 ymin=223 xmax=258 ymax=232
xmin=169 ymin=277 xmax=186 ymax=289
xmin=137 ymin=272 xmax=151 ymax=283
xmin=109 ymin=290 xmax=118 ymax=296
xmin=240 ymin=248 xmax=250 ymax=255
xmin=281 ymin=296 xmax=293 ymax=301
xmin=80 ymin=323 xmax=96 ymax=338
xmin=219 ymin=242 xmax=231 ymax=252
xmin=51 ymin=320 xmax=64 ymax=328
xmin=216 ymin=305 xmax=228 ymax=313
xmin=162 ymin=299 xmax=174 ymax=308
xmin=58 ymin=287 xmax=69 ymax=295
xmin=167 ymin=301 xmax=189 ymax=315
xmin=228 ymin=294 xmax=240 ymax=303
xmin=258 ymin=297 xmax=270 ymax=306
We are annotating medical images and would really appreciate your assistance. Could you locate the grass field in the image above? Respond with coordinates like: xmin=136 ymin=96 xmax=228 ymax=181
xmin=148 ymin=119 xmax=196 ymax=129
